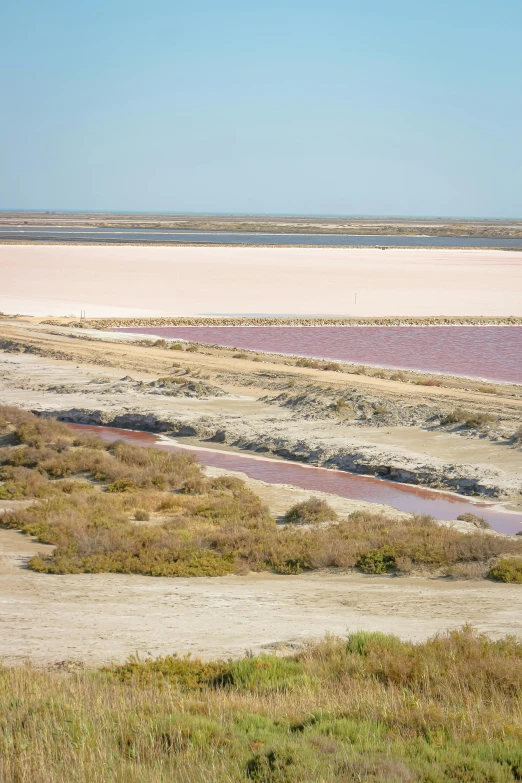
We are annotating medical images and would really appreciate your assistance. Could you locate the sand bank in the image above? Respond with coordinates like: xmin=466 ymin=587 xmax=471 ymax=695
xmin=1 ymin=244 xmax=522 ymax=317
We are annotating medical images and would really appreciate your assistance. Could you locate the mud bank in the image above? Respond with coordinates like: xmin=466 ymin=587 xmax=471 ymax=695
xmin=41 ymin=407 xmax=521 ymax=504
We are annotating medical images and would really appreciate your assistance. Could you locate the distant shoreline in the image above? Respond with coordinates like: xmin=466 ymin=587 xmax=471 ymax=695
xmin=44 ymin=316 xmax=522 ymax=328
xmin=0 ymin=239 xmax=520 ymax=251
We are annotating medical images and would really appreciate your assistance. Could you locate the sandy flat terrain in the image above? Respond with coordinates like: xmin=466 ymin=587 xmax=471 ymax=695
xmin=1 ymin=528 xmax=522 ymax=668
xmin=2 ymin=244 xmax=522 ymax=317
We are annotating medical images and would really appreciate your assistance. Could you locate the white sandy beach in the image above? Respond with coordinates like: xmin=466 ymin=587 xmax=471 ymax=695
xmin=1 ymin=244 xmax=521 ymax=317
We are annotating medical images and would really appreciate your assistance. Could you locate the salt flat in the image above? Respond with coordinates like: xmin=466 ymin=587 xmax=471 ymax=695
xmin=1 ymin=244 xmax=521 ymax=317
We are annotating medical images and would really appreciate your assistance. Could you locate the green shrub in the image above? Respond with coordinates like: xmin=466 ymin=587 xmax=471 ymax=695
xmin=357 ymin=547 xmax=397 ymax=574
xmin=109 ymin=654 xmax=227 ymax=686
xmin=246 ymin=746 xmax=303 ymax=782
xmin=217 ymin=656 xmax=308 ymax=693
xmin=106 ymin=478 xmax=137 ymax=492
xmin=489 ymin=558 xmax=522 ymax=583
xmin=345 ymin=630 xmax=406 ymax=657
xmin=134 ymin=509 xmax=150 ymax=521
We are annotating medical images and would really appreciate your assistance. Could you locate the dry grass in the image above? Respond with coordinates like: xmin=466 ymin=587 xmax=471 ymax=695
xmin=415 ymin=377 xmax=442 ymax=387
xmin=441 ymin=408 xmax=498 ymax=429
xmin=2 ymin=627 xmax=522 ymax=781
xmin=295 ymin=358 xmax=341 ymax=372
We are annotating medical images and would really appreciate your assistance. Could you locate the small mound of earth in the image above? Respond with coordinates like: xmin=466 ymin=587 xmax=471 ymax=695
xmin=263 ymin=389 xmax=440 ymax=428
xmin=46 ymin=376 xmax=228 ymax=400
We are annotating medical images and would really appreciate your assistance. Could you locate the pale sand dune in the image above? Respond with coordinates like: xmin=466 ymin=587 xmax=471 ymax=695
xmin=1 ymin=244 xmax=521 ymax=317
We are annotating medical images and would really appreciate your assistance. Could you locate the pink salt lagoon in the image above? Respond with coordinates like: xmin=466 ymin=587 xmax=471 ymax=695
xmin=117 ymin=325 xmax=522 ymax=384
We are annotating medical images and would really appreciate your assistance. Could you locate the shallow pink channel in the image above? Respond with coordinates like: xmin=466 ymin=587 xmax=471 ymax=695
xmin=117 ymin=326 xmax=522 ymax=383
xmin=69 ymin=425 xmax=522 ymax=535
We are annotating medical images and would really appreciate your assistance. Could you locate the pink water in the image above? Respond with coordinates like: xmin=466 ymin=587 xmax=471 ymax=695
xmin=69 ymin=425 xmax=522 ymax=535
xmin=117 ymin=326 xmax=522 ymax=383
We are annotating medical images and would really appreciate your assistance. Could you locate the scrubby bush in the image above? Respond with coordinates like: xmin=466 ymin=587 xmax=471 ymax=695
xmin=441 ymin=409 xmax=497 ymax=428
xmin=284 ymin=498 xmax=338 ymax=525
xmin=415 ymin=377 xmax=442 ymax=387
xmin=457 ymin=513 xmax=491 ymax=529
xmin=295 ymin=358 xmax=341 ymax=372
xmin=134 ymin=509 xmax=150 ymax=521
xmin=489 ymin=558 xmax=522 ymax=583
xmin=357 ymin=547 xmax=396 ymax=574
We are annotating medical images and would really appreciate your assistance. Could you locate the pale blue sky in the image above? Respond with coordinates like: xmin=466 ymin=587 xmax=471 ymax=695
xmin=1 ymin=0 xmax=521 ymax=216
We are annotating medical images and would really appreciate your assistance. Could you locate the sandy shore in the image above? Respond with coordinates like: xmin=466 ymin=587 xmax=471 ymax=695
xmin=2 ymin=244 xmax=522 ymax=317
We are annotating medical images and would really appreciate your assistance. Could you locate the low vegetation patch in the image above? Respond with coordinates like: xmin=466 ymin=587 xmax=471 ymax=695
xmin=295 ymin=357 xmax=341 ymax=371
xmin=283 ymin=498 xmax=338 ymax=525
xmin=415 ymin=377 xmax=442 ymax=387
xmin=0 ymin=407 xmax=521 ymax=580
xmin=457 ymin=513 xmax=491 ymax=529
xmin=3 ymin=627 xmax=522 ymax=781
xmin=489 ymin=558 xmax=522 ymax=583
xmin=441 ymin=408 xmax=498 ymax=429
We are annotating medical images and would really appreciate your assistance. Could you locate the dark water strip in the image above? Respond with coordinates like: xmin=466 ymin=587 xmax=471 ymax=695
xmin=2 ymin=226 xmax=522 ymax=248
xmin=68 ymin=424 xmax=522 ymax=535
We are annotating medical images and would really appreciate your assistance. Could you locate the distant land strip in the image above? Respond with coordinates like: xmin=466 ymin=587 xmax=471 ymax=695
xmin=37 ymin=316 xmax=522 ymax=328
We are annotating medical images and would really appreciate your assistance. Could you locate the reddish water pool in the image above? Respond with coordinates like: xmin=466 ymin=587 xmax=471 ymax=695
xmin=68 ymin=424 xmax=522 ymax=535
xmin=116 ymin=325 xmax=522 ymax=384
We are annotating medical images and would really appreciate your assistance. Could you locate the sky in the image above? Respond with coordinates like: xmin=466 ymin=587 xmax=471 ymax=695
xmin=1 ymin=0 xmax=521 ymax=217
